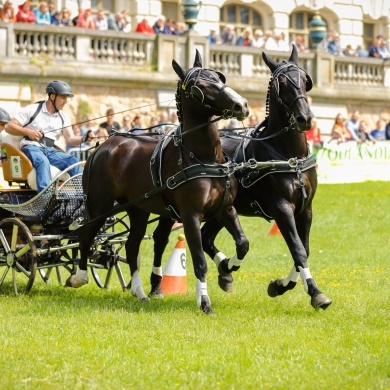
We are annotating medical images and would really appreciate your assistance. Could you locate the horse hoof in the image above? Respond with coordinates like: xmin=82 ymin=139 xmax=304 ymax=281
xmin=311 ymin=294 xmax=332 ymax=311
xmin=65 ymin=274 xmax=88 ymax=288
xmin=149 ymin=285 xmax=164 ymax=299
xmin=132 ymin=285 xmax=150 ymax=303
xmin=218 ymin=274 xmax=234 ymax=293
xmin=267 ymin=280 xmax=280 ymax=297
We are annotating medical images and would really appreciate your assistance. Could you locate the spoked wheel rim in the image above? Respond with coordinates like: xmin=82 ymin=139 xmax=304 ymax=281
xmin=89 ymin=217 xmax=130 ymax=290
xmin=0 ymin=218 xmax=37 ymax=295
xmin=38 ymin=238 xmax=78 ymax=285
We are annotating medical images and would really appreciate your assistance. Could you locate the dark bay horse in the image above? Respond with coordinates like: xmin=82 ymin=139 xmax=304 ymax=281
xmin=201 ymin=45 xmax=332 ymax=310
xmin=66 ymin=50 xmax=250 ymax=314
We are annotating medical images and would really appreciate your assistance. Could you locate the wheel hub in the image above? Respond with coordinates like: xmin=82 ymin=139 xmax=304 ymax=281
xmin=6 ymin=252 xmax=15 ymax=267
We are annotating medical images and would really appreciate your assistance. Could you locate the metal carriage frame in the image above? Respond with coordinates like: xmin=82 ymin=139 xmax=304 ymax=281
xmin=0 ymin=161 xmax=147 ymax=295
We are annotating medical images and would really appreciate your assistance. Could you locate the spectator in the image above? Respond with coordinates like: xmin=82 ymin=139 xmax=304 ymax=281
xmin=0 ymin=0 xmax=16 ymax=23
xmin=72 ymin=6 xmax=82 ymax=26
xmin=175 ymin=22 xmax=188 ymax=35
xmin=5 ymin=80 xmax=92 ymax=193
xmin=77 ymin=8 xmax=96 ymax=29
xmin=131 ymin=114 xmax=146 ymax=135
xmin=157 ymin=111 xmax=170 ymax=133
xmin=107 ymin=12 xmax=124 ymax=32
xmin=80 ymin=114 xmax=97 ymax=140
xmin=135 ymin=18 xmax=155 ymax=34
xmin=368 ymin=38 xmax=381 ymax=58
xmin=327 ymin=32 xmax=344 ymax=56
xmin=236 ymin=27 xmax=253 ymax=47
xmin=345 ymin=110 xmax=361 ymax=141
xmin=343 ymin=44 xmax=357 ymax=57
xmin=329 ymin=113 xmax=352 ymax=143
xmin=121 ymin=10 xmax=131 ymax=33
xmin=34 ymin=2 xmax=51 ymax=26
xmin=253 ymin=29 xmax=264 ymax=48
xmin=356 ymin=44 xmax=369 ymax=57
xmin=274 ymin=31 xmax=289 ymax=51
xmin=223 ymin=118 xmax=239 ymax=131
xmin=166 ymin=18 xmax=179 ymax=35
xmin=357 ymin=120 xmax=375 ymax=143
xmin=99 ymin=108 xmax=120 ymax=136
xmin=306 ymin=117 xmax=323 ymax=148
xmin=293 ymin=35 xmax=309 ymax=53
xmin=15 ymin=1 xmax=36 ymax=23
xmin=207 ymin=29 xmax=221 ymax=45
xmin=247 ymin=114 xmax=258 ymax=129
xmin=153 ymin=15 xmax=171 ymax=34
xmin=221 ymin=24 xmax=236 ymax=45
xmin=370 ymin=119 xmax=386 ymax=140
xmin=263 ymin=30 xmax=278 ymax=50
xmin=59 ymin=8 xmax=73 ymax=26
xmin=51 ymin=10 xmax=63 ymax=26
xmin=378 ymin=36 xmax=390 ymax=59
xmin=94 ymin=9 xmax=108 ymax=31
xmin=120 ymin=115 xmax=132 ymax=132
xmin=170 ymin=111 xmax=179 ymax=127
xmin=47 ymin=0 xmax=55 ymax=16
xmin=385 ymin=120 xmax=390 ymax=140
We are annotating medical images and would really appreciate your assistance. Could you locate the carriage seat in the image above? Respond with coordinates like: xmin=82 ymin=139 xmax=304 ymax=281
xmin=1 ymin=133 xmax=70 ymax=191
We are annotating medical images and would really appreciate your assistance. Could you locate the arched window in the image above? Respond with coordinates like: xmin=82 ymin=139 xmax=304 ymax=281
xmin=289 ymin=11 xmax=325 ymax=48
xmin=220 ymin=4 xmax=262 ymax=37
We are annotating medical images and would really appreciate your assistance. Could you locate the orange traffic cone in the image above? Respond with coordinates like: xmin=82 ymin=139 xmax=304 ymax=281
xmin=268 ymin=222 xmax=281 ymax=236
xmin=160 ymin=234 xmax=187 ymax=294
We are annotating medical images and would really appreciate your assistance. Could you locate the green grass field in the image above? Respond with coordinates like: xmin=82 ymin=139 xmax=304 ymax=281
xmin=0 ymin=182 xmax=389 ymax=389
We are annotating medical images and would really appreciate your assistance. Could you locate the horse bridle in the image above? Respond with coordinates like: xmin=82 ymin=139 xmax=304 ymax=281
xmin=180 ymin=67 xmax=233 ymax=119
xmin=268 ymin=62 xmax=313 ymax=133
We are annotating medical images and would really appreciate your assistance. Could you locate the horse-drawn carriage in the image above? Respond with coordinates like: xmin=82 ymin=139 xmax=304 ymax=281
xmin=0 ymin=48 xmax=332 ymax=313
xmin=0 ymin=157 xmax=136 ymax=295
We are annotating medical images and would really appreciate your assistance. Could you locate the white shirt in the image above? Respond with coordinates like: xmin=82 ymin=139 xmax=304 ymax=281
xmin=16 ymin=101 xmax=71 ymax=148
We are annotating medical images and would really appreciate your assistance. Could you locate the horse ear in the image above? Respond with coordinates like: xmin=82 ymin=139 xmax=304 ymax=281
xmin=289 ymin=44 xmax=299 ymax=64
xmin=172 ymin=59 xmax=185 ymax=80
xmin=193 ymin=49 xmax=203 ymax=68
xmin=262 ymin=51 xmax=278 ymax=73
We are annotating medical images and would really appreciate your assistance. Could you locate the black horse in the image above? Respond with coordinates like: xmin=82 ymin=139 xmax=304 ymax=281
xmin=66 ymin=50 xmax=250 ymax=314
xmin=201 ymin=45 xmax=332 ymax=310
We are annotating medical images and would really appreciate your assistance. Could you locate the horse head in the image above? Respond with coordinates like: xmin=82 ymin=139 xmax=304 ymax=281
xmin=262 ymin=44 xmax=313 ymax=132
xmin=172 ymin=50 xmax=249 ymax=123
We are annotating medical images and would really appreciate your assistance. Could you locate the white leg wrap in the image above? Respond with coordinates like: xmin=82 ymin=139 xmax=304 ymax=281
xmin=282 ymin=266 xmax=300 ymax=287
xmin=131 ymin=271 xmax=148 ymax=300
xmin=196 ymin=280 xmax=209 ymax=307
xmin=152 ymin=266 xmax=162 ymax=277
xmin=69 ymin=269 xmax=88 ymax=288
xmin=228 ymin=254 xmax=244 ymax=270
xmin=298 ymin=266 xmax=313 ymax=293
xmin=213 ymin=252 xmax=226 ymax=266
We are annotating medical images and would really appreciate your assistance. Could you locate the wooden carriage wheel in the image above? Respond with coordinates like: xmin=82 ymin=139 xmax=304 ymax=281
xmin=89 ymin=217 xmax=132 ymax=290
xmin=0 ymin=218 xmax=37 ymax=295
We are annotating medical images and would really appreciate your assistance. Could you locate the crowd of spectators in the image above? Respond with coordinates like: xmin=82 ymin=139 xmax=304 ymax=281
xmin=0 ymin=1 xmax=186 ymax=35
xmin=324 ymin=110 xmax=390 ymax=144
xmin=1 ymin=2 xmax=389 ymax=61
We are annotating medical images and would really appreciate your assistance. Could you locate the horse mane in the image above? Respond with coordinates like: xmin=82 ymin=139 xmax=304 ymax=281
xmin=175 ymin=79 xmax=183 ymax=124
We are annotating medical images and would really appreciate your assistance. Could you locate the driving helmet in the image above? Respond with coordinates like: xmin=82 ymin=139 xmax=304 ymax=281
xmin=0 ymin=107 xmax=11 ymax=124
xmin=45 ymin=80 xmax=74 ymax=97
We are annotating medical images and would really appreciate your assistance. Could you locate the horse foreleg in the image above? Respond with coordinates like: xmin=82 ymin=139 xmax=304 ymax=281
xmin=215 ymin=206 xmax=249 ymax=292
xmin=182 ymin=215 xmax=213 ymax=315
xmin=149 ymin=217 xmax=175 ymax=298
xmin=127 ymin=209 xmax=150 ymax=303
xmin=201 ymin=219 xmax=235 ymax=292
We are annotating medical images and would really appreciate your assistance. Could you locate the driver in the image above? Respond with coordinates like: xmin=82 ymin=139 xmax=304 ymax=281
xmin=5 ymin=80 xmax=93 ymax=192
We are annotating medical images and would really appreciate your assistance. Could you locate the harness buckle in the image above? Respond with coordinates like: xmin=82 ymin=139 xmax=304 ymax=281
xmin=288 ymin=158 xmax=298 ymax=168
xmin=247 ymin=158 xmax=258 ymax=170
